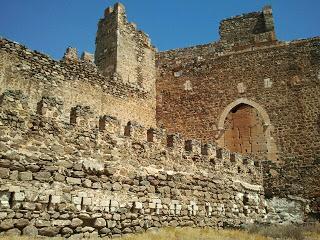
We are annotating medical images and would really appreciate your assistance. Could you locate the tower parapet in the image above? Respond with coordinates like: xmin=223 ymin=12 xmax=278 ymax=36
xmin=219 ymin=5 xmax=276 ymax=48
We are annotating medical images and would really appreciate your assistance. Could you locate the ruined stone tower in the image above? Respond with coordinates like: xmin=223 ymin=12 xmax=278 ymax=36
xmin=0 ymin=2 xmax=319 ymax=238
xmin=95 ymin=3 xmax=156 ymax=93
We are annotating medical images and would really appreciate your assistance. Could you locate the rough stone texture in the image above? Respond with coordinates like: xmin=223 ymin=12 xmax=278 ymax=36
xmin=0 ymin=36 xmax=156 ymax=129
xmin=156 ymin=6 xmax=320 ymax=212
xmin=0 ymin=87 xmax=309 ymax=237
xmin=95 ymin=3 xmax=156 ymax=93
xmin=0 ymin=2 xmax=318 ymax=239
xmin=22 ymin=225 xmax=39 ymax=236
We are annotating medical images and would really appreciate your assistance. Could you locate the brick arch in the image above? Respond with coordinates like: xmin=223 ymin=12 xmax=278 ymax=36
xmin=217 ymin=98 xmax=277 ymax=161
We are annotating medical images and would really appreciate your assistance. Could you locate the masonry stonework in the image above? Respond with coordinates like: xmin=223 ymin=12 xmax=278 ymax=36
xmin=0 ymin=2 xmax=319 ymax=238
xmin=156 ymin=6 xmax=320 ymax=212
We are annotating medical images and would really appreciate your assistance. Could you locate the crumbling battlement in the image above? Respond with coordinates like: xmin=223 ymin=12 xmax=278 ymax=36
xmin=0 ymin=2 xmax=318 ymax=238
xmin=0 ymin=89 xmax=278 ymax=238
xmin=0 ymin=38 xmax=157 ymax=128
xmin=0 ymin=89 xmax=262 ymax=182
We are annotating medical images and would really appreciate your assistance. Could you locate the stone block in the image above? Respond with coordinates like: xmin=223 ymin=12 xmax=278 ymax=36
xmin=51 ymin=195 xmax=61 ymax=204
xmin=82 ymin=197 xmax=92 ymax=206
xmin=110 ymin=200 xmax=119 ymax=212
xmin=0 ymin=219 xmax=14 ymax=230
xmin=0 ymin=167 xmax=10 ymax=179
xmin=22 ymin=225 xmax=38 ymax=236
xmin=71 ymin=218 xmax=83 ymax=228
xmin=0 ymin=191 xmax=10 ymax=208
xmin=134 ymin=202 xmax=143 ymax=209
xmin=72 ymin=196 xmax=82 ymax=205
xmin=35 ymin=220 xmax=51 ymax=228
xmin=38 ymin=226 xmax=60 ymax=237
xmin=67 ymin=177 xmax=81 ymax=185
xmin=19 ymin=171 xmax=33 ymax=181
xmin=33 ymin=171 xmax=51 ymax=181
xmin=6 ymin=228 xmax=21 ymax=236
xmin=52 ymin=220 xmax=71 ymax=227
xmin=13 ymin=192 xmax=25 ymax=201
xmin=107 ymin=220 xmax=116 ymax=228
xmin=94 ymin=218 xmax=106 ymax=228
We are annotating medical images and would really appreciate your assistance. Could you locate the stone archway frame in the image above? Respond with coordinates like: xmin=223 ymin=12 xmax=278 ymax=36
xmin=217 ymin=98 xmax=277 ymax=161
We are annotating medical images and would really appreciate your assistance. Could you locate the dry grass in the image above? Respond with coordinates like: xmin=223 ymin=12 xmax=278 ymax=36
xmin=0 ymin=225 xmax=319 ymax=240
xmin=246 ymin=223 xmax=320 ymax=240
xmin=120 ymin=228 xmax=268 ymax=240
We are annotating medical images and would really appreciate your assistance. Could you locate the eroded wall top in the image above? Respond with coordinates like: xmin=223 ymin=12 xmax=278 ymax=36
xmin=219 ymin=6 xmax=276 ymax=48
xmin=95 ymin=3 xmax=156 ymax=93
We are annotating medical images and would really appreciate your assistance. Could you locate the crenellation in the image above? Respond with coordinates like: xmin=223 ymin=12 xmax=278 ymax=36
xmin=147 ymin=128 xmax=166 ymax=145
xmin=166 ymin=133 xmax=184 ymax=151
xmin=0 ymin=2 xmax=318 ymax=238
xmin=37 ymin=96 xmax=63 ymax=120
xmin=99 ymin=115 xmax=121 ymax=134
xmin=124 ymin=121 xmax=146 ymax=141
xmin=184 ymin=139 xmax=202 ymax=155
xmin=81 ymin=52 xmax=94 ymax=64
xmin=70 ymin=105 xmax=96 ymax=128
xmin=63 ymin=47 xmax=79 ymax=62
xmin=201 ymin=143 xmax=217 ymax=158
xmin=104 ymin=6 xmax=113 ymax=16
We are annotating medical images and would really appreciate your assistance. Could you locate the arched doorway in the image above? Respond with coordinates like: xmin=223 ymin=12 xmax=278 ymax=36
xmin=217 ymin=98 xmax=277 ymax=161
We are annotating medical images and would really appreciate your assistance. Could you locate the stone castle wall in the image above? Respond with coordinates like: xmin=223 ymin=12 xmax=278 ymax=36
xmin=0 ymin=3 xmax=318 ymax=238
xmin=156 ymin=7 xmax=320 ymax=209
xmin=0 ymin=88 xmax=277 ymax=238
xmin=0 ymin=38 xmax=156 ymax=128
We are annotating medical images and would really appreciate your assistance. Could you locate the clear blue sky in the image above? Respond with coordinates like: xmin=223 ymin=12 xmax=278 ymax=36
xmin=0 ymin=0 xmax=319 ymax=60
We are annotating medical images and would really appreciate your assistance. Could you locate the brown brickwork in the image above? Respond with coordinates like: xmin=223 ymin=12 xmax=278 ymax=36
xmin=157 ymin=6 xmax=320 ymax=209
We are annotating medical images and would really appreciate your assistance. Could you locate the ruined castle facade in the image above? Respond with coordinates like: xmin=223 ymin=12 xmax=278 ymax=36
xmin=0 ymin=3 xmax=319 ymax=238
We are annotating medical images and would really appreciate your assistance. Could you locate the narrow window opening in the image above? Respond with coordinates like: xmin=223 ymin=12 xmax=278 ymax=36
xmin=9 ymin=192 xmax=14 ymax=208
